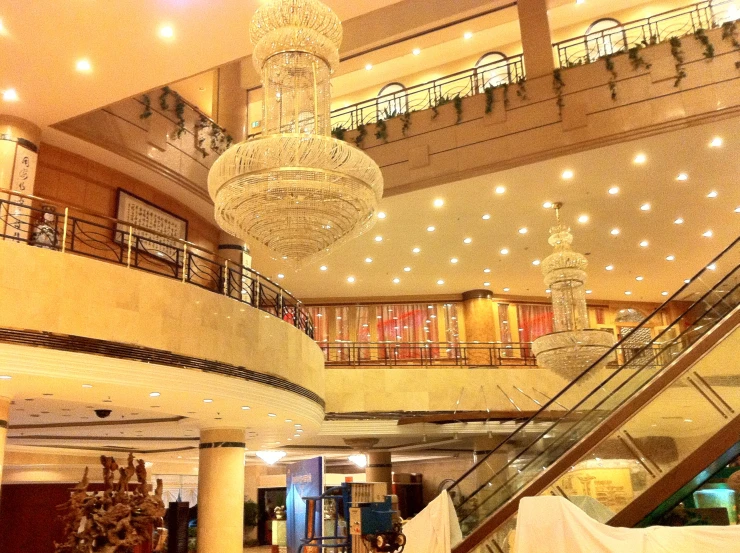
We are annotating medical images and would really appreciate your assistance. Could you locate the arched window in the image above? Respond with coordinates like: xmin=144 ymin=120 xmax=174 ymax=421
xmin=584 ymin=18 xmax=625 ymax=61
xmin=376 ymin=82 xmax=407 ymax=119
xmin=475 ymin=52 xmax=510 ymax=91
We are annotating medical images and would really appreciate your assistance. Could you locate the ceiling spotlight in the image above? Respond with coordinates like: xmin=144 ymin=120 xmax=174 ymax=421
xmin=640 ymin=203 xmax=651 ymax=211
xmin=0 ymin=375 xmax=11 ymax=380
xmin=561 ymin=170 xmax=574 ymax=180
xmin=707 ymin=190 xmax=718 ymax=198
xmin=633 ymin=153 xmax=646 ymax=164
xmin=427 ymin=226 xmax=435 ymax=232
xmin=577 ymin=214 xmax=589 ymax=223
xmin=412 ymin=247 xmax=421 ymax=253
xmin=605 ymin=265 xmax=614 ymax=271
xmin=545 ymin=289 xmax=551 ymax=293
xmin=503 ymin=287 xmax=510 ymax=292
xmin=500 ymin=248 xmax=509 ymax=255
xmin=392 ymin=278 xmax=400 ymax=284
xmin=532 ymin=259 xmax=541 ymax=266
xmin=349 ymin=454 xmax=368 ymax=468
xmin=365 ymin=63 xmax=373 ymax=70
xmin=482 ymin=214 xmax=491 ymax=220
xmin=676 ymin=173 xmax=688 ymax=181
xmin=159 ymin=25 xmax=175 ymax=39
xmin=707 ymin=263 xmax=717 ymax=271
xmin=203 ymin=399 xmax=213 ymax=403
xmin=661 ymin=291 xmax=669 ymax=296
xmin=277 ymin=273 xmax=285 ymax=279
xmin=518 ymin=227 xmax=528 ymax=234
xmin=483 ymin=268 xmax=491 ymax=273
xmin=2 ymin=88 xmax=19 ymax=102
xmin=365 ymin=257 xmax=372 ymax=263
xmin=268 ymin=413 xmax=277 ymax=417
xmin=702 ymin=230 xmax=713 ymax=237
xmin=576 ymin=0 xmax=586 ymax=5
xmin=635 ymin=276 xmax=644 ymax=281
xmin=412 ymin=48 xmax=421 ymax=56
xmin=543 ymin=201 xmax=553 ymax=208
xmin=82 ymin=384 xmax=93 ymax=388
xmin=464 ymin=31 xmax=473 ymax=40
xmin=608 ymin=186 xmax=620 ymax=195
xmin=674 ymin=218 xmax=684 ymax=224
xmin=624 ymin=291 xmax=632 ymax=296
xmin=149 ymin=392 xmax=161 ymax=397
xmin=610 ymin=228 xmax=620 ymax=236
xmin=403 ymin=267 xmax=411 ymax=272
xmin=320 ymin=265 xmax=328 ymax=271
xmin=374 ymin=235 xmax=383 ymax=242
xmin=76 ymin=59 xmax=92 ymax=72
xmin=242 ymin=406 xmax=250 ymax=410
xmin=463 ymin=237 xmax=472 ymax=244
xmin=639 ymin=240 xmax=649 ymax=247
xmin=256 ymin=450 xmax=286 ymax=465
xmin=347 ymin=276 xmax=355 ymax=283
xmin=585 ymin=290 xmax=592 ymax=294
xmin=483 ymin=282 xmax=491 ymax=286
xmin=709 ymin=137 xmax=723 ymax=147
xmin=450 ymin=258 xmax=458 ymax=264
xmin=377 ymin=211 xmax=386 ymax=219
xmin=735 ymin=207 xmax=740 ymax=213
xmin=437 ymin=279 xmax=445 ymax=285
xmin=666 ymin=255 xmax=675 ymax=261
xmin=433 ymin=198 xmax=444 ymax=207
xmin=495 ymin=186 xmax=506 ymax=194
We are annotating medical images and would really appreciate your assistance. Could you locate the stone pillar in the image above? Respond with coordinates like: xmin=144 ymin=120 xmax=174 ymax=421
xmin=0 ymin=116 xmax=41 ymax=242
xmin=366 ymin=451 xmax=392 ymax=494
xmin=517 ymin=0 xmax=555 ymax=78
xmin=462 ymin=290 xmax=496 ymax=365
xmin=214 ymin=61 xmax=247 ymax=143
xmin=0 ymin=396 xmax=10 ymax=506
xmin=197 ymin=428 xmax=246 ymax=553
xmin=218 ymin=231 xmax=250 ymax=268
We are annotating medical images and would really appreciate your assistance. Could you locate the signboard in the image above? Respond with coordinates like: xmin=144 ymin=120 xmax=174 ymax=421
xmin=115 ymin=189 xmax=187 ymax=259
xmin=286 ymin=456 xmax=324 ymax=553
xmin=0 ymin=140 xmax=37 ymax=242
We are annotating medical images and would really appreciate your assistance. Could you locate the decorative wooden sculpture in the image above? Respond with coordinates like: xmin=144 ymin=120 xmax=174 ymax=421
xmin=55 ymin=453 xmax=165 ymax=553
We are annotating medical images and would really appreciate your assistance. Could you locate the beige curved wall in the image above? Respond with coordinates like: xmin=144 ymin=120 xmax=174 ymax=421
xmin=0 ymin=240 xmax=325 ymax=399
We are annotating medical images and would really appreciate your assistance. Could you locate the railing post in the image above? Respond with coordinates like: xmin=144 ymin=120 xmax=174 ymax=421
xmin=126 ymin=225 xmax=133 ymax=268
xmin=223 ymin=260 xmax=229 ymax=295
xmin=278 ymin=289 xmax=283 ymax=318
xmin=255 ymin=276 xmax=261 ymax=309
xmin=61 ymin=207 xmax=69 ymax=253
xmin=182 ymin=243 xmax=188 ymax=283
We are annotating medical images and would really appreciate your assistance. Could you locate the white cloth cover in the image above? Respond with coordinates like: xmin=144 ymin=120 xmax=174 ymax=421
xmin=403 ymin=490 xmax=463 ymax=553
xmin=515 ymin=496 xmax=740 ymax=553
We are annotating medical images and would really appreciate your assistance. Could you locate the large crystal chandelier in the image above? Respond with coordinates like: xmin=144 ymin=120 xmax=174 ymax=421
xmin=532 ymin=204 xmax=615 ymax=380
xmin=208 ymin=0 xmax=383 ymax=265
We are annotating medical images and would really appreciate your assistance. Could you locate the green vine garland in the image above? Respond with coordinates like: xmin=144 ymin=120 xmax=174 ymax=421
xmin=516 ymin=77 xmax=528 ymax=101
xmin=355 ymin=124 xmax=367 ymax=147
xmin=159 ymin=86 xmax=171 ymax=110
xmin=484 ymin=86 xmax=495 ymax=115
xmin=400 ymin=112 xmax=412 ymax=136
xmin=174 ymin=96 xmax=186 ymax=138
xmin=502 ymin=83 xmax=510 ymax=108
xmin=331 ymin=126 xmax=346 ymax=141
xmin=669 ymin=36 xmax=687 ymax=87
xmin=693 ymin=28 xmax=715 ymax=59
xmin=604 ymin=55 xmax=618 ymax=101
xmin=431 ymin=96 xmax=451 ymax=120
xmin=375 ymin=118 xmax=388 ymax=142
xmin=553 ymin=69 xmax=565 ymax=116
xmin=453 ymin=95 xmax=463 ymax=124
xmin=628 ymin=46 xmax=651 ymax=71
xmin=140 ymin=95 xmax=152 ymax=119
xmin=721 ymin=21 xmax=740 ymax=69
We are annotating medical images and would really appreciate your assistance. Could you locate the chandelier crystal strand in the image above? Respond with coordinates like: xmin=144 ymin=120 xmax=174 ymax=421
xmin=208 ymin=0 xmax=383 ymax=265
xmin=532 ymin=203 xmax=615 ymax=380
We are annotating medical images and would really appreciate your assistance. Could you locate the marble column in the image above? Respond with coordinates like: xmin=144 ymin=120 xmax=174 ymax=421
xmin=0 ymin=116 xmax=41 ymax=242
xmin=365 ymin=451 xmax=392 ymax=494
xmin=517 ymin=0 xmax=555 ymax=78
xmin=0 ymin=396 xmax=10 ymax=506
xmin=462 ymin=290 xmax=496 ymax=366
xmin=197 ymin=428 xmax=246 ymax=553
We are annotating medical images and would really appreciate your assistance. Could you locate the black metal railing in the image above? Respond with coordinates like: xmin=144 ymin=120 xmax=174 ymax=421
xmin=0 ymin=189 xmax=314 ymax=338
xmin=330 ymin=55 xmax=525 ymax=130
xmin=554 ymin=0 xmax=738 ymax=68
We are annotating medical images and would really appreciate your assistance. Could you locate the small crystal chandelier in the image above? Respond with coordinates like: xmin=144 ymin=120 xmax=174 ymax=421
xmin=532 ymin=203 xmax=615 ymax=380
xmin=208 ymin=0 xmax=383 ymax=265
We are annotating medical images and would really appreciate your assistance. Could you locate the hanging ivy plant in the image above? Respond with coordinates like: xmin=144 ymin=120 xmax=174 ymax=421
xmin=516 ymin=77 xmax=528 ymax=101
xmin=453 ymin=95 xmax=463 ymax=124
xmin=553 ymin=69 xmax=565 ymax=116
xmin=484 ymin=86 xmax=495 ymax=114
xmin=195 ymin=116 xmax=209 ymax=158
xmin=331 ymin=126 xmax=346 ymax=141
xmin=693 ymin=28 xmax=715 ymax=59
xmin=604 ymin=55 xmax=618 ymax=101
xmin=628 ymin=46 xmax=651 ymax=71
xmin=502 ymin=83 xmax=510 ymax=109
xmin=400 ymin=111 xmax=412 ymax=136
xmin=355 ymin=124 xmax=367 ymax=147
xmin=431 ymin=96 xmax=451 ymax=120
xmin=174 ymin=95 xmax=187 ymax=138
xmin=375 ymin=118 xmax=388 ymax=142
xmin=669 ymin=36 xmax=687 ymax=87
xmin=140 ymin=95 xmax=152 ymax=119
xmin=721 ymin=20 xmax=740 ymax=51
xmin=159 ymin=86 xmax=172 ymax=110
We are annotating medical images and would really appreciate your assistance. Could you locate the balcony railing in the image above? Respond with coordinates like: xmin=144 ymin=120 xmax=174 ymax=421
xmin=0 ymin=189 xmax=314 ymax=338
xmin=330 ymin=55 xmax=525 ymax=131
xmin=554 ymin=0 xmax=739 ymax=68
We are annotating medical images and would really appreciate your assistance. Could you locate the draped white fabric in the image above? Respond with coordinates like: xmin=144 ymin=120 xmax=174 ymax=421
xmin=403 ymin=490 xmax=462 ymax=553
xmin=515 ymin=496 xmax=740 ymax=553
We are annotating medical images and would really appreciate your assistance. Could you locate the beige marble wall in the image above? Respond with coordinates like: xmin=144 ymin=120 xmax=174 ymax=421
xmin=0 ymin=240 xmax=325 ymax=399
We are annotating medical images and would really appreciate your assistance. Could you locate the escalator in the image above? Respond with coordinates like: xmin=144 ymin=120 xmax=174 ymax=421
xmin=446 ymin=237 xmax=740 ymax=553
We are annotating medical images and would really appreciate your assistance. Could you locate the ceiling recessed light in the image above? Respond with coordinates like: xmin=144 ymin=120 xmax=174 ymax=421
xmin=608 ymin=186 xmax=620 ymax=195
xmin=735 ymin=207 xmax=740 ymax=213
xmin=437 ymin=279 xmax=445 ymax=285
xmin=666 ymin=255 xmax=675 ymax=261
xmin=82 ymin=384 xmax=93 ymax=388
xmin=0 ymin=375 xmax=11 ymax=380
xmin=545 ymin=289 xmax=551 ymax=293
xmin=640 ymin=203 xmax=651 ymax=211
xmin=495 ymin=185 xmax=506 ymax=194
xmin=483 ymin=268 xmax=491 ymax=273
xmin=676 ymin=173 xmax=688 ymax=181
xmin=392 ymin=278 xmax=400 ymax=284
xmin=375 ymin=236 xmax=384 ymax=242
xmin=661 ymin=291 xmax=669 ymax=296
xmin=503 ymin=287 xmax=510 ymax=292
xmin=347 ymin=276 xmax=355 ymax=283
xmin=277 ymin=273 xmax=284 ymax=279
xmin=365 ymin=63 xmax=373 ymax=70
xmin=585 ymin=290 xmax=592 ymax=294
xmin=159 ymin=25 xmax=174 ymax=39
xmin=403 ymin=267 xmax=411 ymax=272
xmin=707 ymin=263 xmax=717 ymax=271
xmin=702 ymin=230 xmax=713 ymax=237
xmin=412 ymin=247 xmax=421 ymax=253
xmin=635 ymin=276 xmax=644 ymax=281
xmin=320 ymin=265 xmax=327 ymax=271
xmin=576 ymin=0 xmax=585 ymax=5
xmin=464 ymin=31 xmax=473 ymax=40
xmin=518 ymin=227 xmax=528 ymax=234
xmin=76 ymin=58 xmax=92 ymax=72
xmin=577 ymin=214 xmax=589 ymax=223
xmin=2 ymin=88 xmax=19 ymax=102
xmin=610 ymin=228 xmax=620 ymax=235
xmin=482 ymin=214 xmax=491 ymax=220
xmin=427 ymin=226 xmax=435 ymax=232
xmin=639 ymin=240 xmax=649 ymax=247
xmin=624 ymin=291 xmax=632 ymax=296
xmin=674 ymin=218 xmax=684 ymax=224
xmin=633 ymin=153 xmax=646 ymax=164
xmin=268 ymin=413 xmax=277 ymax=417
xmin=242 ymin=406 xmax=250 ymax=410
xmin=543 ymin=201 xmax=553 ymax=208
xmin=412 ymin=48 xmax=421 ymax=55
xmin=605 ymin=265 xmax=614 ymax=271
xmin=561 ymin=170 xmax=574 ymax=180
xmin=433 ymin=198 xmax=444 ymax=208
xmin=377 ymin=211 xmax=386 ymax=219
xmin=500 ymin=248 xmax=509 ymax=255
xmin=709 ymin=137 xmax=723 ymax=147
xmin=203 ymin=399 xmax=213 ymax=403
xmin=365 ymin=257 xmax=372 ymax=263
xmin=707 ymin=190 xmax=718 ymax=198
xmin=484 ymin=282 xmax=491 ymax=286
xmin=450 ymin=258 xmax=458 ymax=264
xmin=463 ymin=237 xmax=472 ymax=244
xmin=149 ymin=392 xmax=160 ymax=397
xmin=532 ymin=259 xmax=541 ymax=266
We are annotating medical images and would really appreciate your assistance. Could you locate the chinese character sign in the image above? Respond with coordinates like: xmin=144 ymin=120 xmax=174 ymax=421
xmin=0 ymin=142 xmax=37 ymax=242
